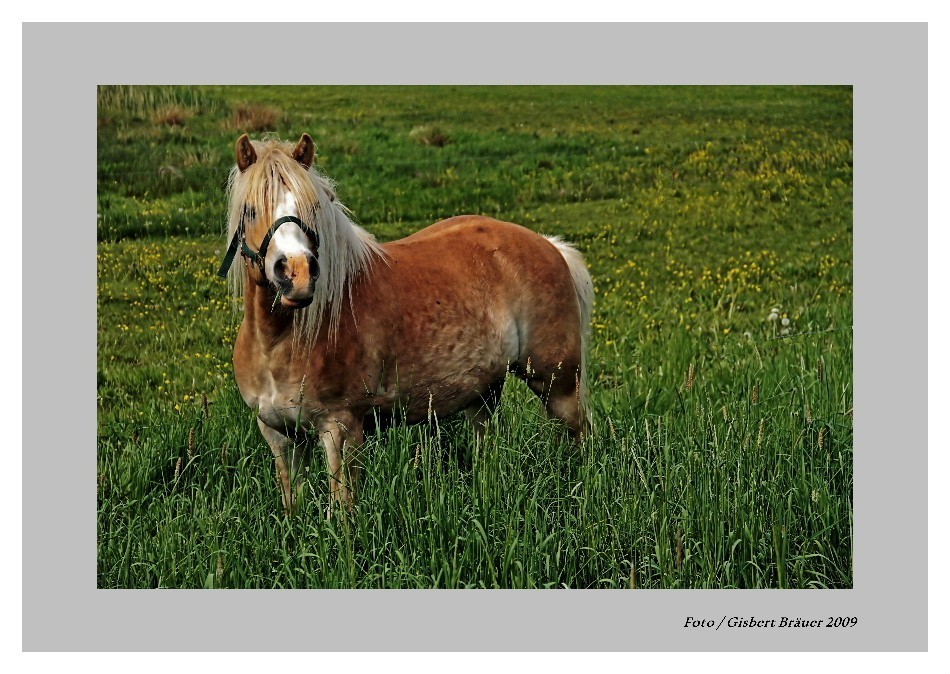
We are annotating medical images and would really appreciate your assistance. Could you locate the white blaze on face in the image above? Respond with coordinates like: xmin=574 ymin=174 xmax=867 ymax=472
xmin=265 ymin=186 xmax=314 ymax=281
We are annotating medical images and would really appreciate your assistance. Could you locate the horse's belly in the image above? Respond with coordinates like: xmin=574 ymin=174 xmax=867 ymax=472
xmin=391 ymin=326 xmax=518 ymax=420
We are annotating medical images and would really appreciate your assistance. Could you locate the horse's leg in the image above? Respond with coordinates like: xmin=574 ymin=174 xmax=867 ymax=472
xmin=257 ymin=418 xmax=310 ymax=514
xmin=544 ymin=382 xmax=589 ymax=442
xmin=523 ymin=361 xmax=589 ymax=442
xmin=459 ymin=380 xmax=505 ymax=467
xmin=462 ymin=379 xmax=505 ymax=443
xmin=317 ymin=411 xmax=364 ymax=516
xmin=343 ymin=418 xmax=366 ymax=507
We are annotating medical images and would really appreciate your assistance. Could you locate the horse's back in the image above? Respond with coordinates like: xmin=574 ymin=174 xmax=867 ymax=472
xmin=372 ymin=215 xmax=586 ymax=377
xmin=382 ymin=215 xmax=578 ymax=315
xmin=391 ymin=214 xmax=546 ymax=248
xmin=385 ymin=215 xmax=572 ymax=283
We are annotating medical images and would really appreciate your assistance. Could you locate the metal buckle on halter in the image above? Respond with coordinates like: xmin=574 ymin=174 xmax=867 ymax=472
xmin=217 ymin=215 xmax=319 ymax=279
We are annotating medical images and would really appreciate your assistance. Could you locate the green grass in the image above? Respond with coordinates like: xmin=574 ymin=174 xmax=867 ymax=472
xmin=97 ymin=85 xmax=853 ymax=588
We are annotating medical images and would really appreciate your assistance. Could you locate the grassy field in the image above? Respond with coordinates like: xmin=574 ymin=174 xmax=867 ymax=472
xmin=97 ymin=85 xmax=853 ymax=589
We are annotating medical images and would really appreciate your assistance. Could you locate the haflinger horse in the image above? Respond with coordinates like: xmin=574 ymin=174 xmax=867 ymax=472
xmin=219 ymin=133 xmax=593 ymax=515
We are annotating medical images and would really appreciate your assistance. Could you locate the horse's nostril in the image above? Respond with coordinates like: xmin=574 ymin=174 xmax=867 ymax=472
xmin=274 ymin=255 xmax=288 ymax=280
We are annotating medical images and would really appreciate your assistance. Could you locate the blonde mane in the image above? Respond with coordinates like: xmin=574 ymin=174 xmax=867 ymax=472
xmin=225 ymin=137 xmax=386 ymax=343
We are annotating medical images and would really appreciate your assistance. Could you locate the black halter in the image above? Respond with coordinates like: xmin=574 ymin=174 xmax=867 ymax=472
xmin=217 ymin=215 xmax=320 ymax=279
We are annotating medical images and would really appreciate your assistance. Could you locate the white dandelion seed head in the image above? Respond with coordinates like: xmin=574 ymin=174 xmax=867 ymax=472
xmin=781 ymin=317 xmax=790 ymax=327
xmin=768 ymin=312 xmax=779 ymax=321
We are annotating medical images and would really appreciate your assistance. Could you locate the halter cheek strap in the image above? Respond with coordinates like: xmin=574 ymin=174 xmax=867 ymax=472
xmin=217 ymin=215 xmax=320 ymax=278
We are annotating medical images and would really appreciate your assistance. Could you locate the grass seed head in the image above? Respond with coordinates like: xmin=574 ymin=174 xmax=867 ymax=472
xmin=676 ymin=527 xmax=684 ymax=571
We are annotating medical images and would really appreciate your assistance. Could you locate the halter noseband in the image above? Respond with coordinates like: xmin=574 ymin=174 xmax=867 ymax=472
xmin=217 ymin=215 xmax=320 ymax=279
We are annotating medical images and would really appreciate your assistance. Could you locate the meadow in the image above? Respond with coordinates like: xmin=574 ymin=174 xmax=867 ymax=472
xmin=97 ymin=85 xmax=853 ymax=588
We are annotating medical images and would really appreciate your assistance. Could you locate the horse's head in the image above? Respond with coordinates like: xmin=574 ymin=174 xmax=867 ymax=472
xmin=221 ymin=133 xmax=384 ymax=339
xmin=230 ymin=133 xmax=321 ymax=309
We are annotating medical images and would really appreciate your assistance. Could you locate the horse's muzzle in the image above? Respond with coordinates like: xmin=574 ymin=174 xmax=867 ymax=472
xmin=279 ymin=295 xmax=314 ymax=309
xmin=273 ymin=251 xmax=318 ymax=309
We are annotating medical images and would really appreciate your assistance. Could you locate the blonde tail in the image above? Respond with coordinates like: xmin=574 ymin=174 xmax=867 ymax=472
xmin=546 ymin=236 xmax=594 ymax=429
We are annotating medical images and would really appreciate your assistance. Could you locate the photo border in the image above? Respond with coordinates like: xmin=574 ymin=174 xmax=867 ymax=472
xmin=24 ymin=22 xmax=926 ymax=651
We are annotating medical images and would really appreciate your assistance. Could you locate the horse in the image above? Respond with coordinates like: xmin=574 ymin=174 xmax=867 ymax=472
xmin=218 ymin=133 xmax=594 ymax=514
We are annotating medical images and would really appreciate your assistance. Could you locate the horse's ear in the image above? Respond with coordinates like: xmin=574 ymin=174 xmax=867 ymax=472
xmin=236 ymin=134 xmax=257 ymax=173
xmin=292 ymin=133 xmax=315 ymax=169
